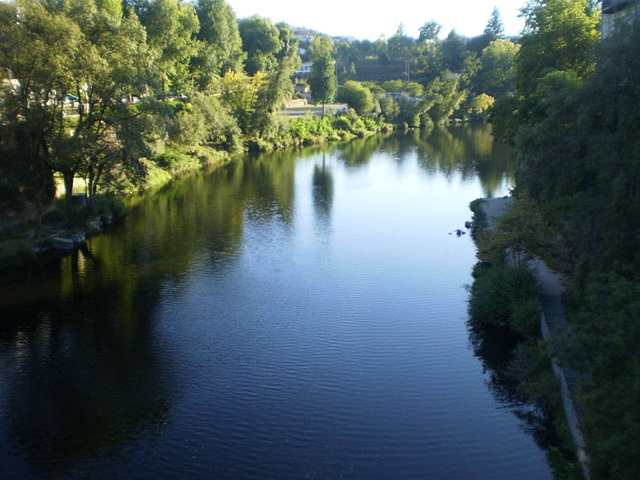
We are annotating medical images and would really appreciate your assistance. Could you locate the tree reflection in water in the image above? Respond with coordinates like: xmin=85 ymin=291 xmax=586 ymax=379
xmin=467 ymin=320 xmax=562 ymax=453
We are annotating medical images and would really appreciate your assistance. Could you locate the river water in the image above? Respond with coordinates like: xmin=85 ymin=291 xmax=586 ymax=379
xmin=0 ymin=128 xmax=552 ymax=479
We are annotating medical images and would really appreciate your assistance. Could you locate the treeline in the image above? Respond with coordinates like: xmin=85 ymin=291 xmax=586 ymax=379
xmin=472 ymin=0 xmax=640 ymax=478
xmin=0 ymin=0 xmax=525 ymax=236
xmin=0 ymin=0 xmax=387 ymax=234
xmin=329 ymin=9 xmax=521 ymax=128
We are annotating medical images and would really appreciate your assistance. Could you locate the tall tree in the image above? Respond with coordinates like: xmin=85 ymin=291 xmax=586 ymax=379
xmin=136 ymin=0 xmax=200 ymax=96
xmin=517 ymin=0 xmax=600 ymax=95
xmin=238 ymin=15 xmax=282 ymax=76
xmin=308 ymin=35 xmax=337 ymax=107
xmin=194 ymin=0 xmax=244 ymax=88
xmin=55 ymin=0 xmax=151 ymax=214
xmin=479 ymin=38 xmax=520 ymax=97
xmin=483 ymin=7 xmax=504 ymax=41
xmin=418 ymin=21 xmax=442 ymax=44
xmin=441 ymin=30 xmax=467 ymax=72
xmin=0 ymin=0 xmax=82 ymax=234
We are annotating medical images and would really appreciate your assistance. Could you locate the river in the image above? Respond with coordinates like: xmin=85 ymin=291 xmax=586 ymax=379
xmin=0 ymin=127 xmax=552 ymax=479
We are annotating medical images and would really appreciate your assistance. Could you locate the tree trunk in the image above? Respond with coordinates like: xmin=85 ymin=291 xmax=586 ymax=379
xmin=63 ymin=170 xmax=75 ymax=226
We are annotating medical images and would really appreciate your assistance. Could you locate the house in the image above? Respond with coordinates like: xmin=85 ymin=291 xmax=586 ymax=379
xmin=296 ymin=62 xmax=313 ymax=78
xmin=603 ymin=0 xmax=640 ymax=38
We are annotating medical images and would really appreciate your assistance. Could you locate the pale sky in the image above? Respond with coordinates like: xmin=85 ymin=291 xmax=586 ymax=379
xmin=226 ymin=0 xmax=528 ymax=40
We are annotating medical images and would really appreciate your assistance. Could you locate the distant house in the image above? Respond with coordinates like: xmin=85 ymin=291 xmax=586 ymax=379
xmin=296 ymin=62 xmax=313 ymax=78
xmin=603 ymin=0 xmax=640 ymax=38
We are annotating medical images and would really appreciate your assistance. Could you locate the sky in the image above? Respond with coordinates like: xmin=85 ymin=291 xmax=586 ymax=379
xmin=225 ymin=0 xmax=528 ymax=40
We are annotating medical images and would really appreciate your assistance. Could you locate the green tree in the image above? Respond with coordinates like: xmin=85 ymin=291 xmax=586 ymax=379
xmin=308 ymin=36 xmax=337 ymax=107
xmin=517 ymin=0 xmax=600 ymax=95
xmin=238 ymin=15 xmax=282 ymax=76
xmin=388 ymin=23 xmax=416 ymax=60
xmin=441 ymin=30 xmax=467 ymax=72
xmin=55 ymin=0 xmax=151 ymax=218
xmin=336 ymin=81 xmax=375 ymax=115
xmin=215 ymin=70 xmax=267 ymax=133
xmin=419 ymin=21 xmax=442 ymax=44
xmin=256 ymin=22 xmax=301 ymax=127
xmin=194 ymin=0 xmax=245 ymax=88
xmin=479 ymin=38 xmax=520 ymax=97
xmin=96 ymin=0 xmax=123 ymax=18
xmin=483 ymin=7 xmax=504 ymax=42
xmin=0 ymin=0 xmax=83 ymax=233
xmin=136 ymin=0 xmax=200 ymax=96
xmin=423 ymin=73 xmax=468 ymax=125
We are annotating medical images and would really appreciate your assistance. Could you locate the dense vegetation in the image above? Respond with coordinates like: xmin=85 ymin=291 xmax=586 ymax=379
xmin=0 ymin=0 xmax=526 ymax=241
xmin=470 ymin=0 xmax=640 ymax=478
xmin=0 ymin=0 xmax=386 ymax=236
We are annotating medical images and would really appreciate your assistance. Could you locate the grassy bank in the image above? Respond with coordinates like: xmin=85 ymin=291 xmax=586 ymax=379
xmin=0 ymin=111 xmax=391 ymax=269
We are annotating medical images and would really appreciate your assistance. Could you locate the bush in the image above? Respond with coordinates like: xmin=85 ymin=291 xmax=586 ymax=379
xmin=469 ymin=264 xmax=541 ymax=337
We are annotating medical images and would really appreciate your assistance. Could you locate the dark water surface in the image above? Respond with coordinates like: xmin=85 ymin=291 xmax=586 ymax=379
xmin=0 ymin=128 xmax=552 ymax=479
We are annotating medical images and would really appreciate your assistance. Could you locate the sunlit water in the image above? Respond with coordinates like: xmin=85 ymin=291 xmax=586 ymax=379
xmin=0 ymin=128 xmax=552 ymax=479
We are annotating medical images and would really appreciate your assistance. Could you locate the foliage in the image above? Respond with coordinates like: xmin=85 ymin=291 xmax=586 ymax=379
xmin=418 ymin=21 xmax=442 ymax=44
xmin=467 ymin=93 xmax=495 ymax=121
xmin=517 ymin=0 xmax=600 ymax=96
xmin=423 ymin=73 xmax=468 ymax=125
xmin=560 ymin=276 xmax=640 ymax=479
xmin=469 ymin=263 xmax=541 ymax=338
xmin=193 ymin=0 xmax=245 ymax=88
xmin=238 ymin=15 xmax=282 ymax=76
xmin=167 ymin=94 xmax=240 ymax=149
xmin=136 ymin=0 xmax=200 ymax=96
xmin=483 ymin=7 xmax=504 ymax=41
xmin=490 ymin=5 xmax=640 ymax=477
xmin=479 ymin=39 xmax=520 ymax=97
xmin=215 ymin=70 xmax=267 ymax=133
xmin=308 ymin=36 xmax=337 ymax=105
xmin=336 ymin=81 xmax=375 ymax=115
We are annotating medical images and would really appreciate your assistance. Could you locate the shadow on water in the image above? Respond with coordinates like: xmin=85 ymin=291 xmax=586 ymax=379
xmin=0 ymin=151 xmax=303 ymax=478
xmin=0 ymin=248 xmax=172 ymax=478
xmin=0 ymin=129 xmax=525 ymax=478
xmin=467 ymin=320 xmax=561 ymax=453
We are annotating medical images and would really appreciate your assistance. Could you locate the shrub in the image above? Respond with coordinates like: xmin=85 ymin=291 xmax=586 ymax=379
xmin=469 ymin=264 xmax=541 ymax=337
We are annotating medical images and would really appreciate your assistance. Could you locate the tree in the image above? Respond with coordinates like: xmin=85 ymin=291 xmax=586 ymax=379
xmin=308 ymin=36 xmax=337 ymax=107
xmin=194 ymin=0 xmax=245 ymax=88
xmin=259 ymin=23 xmax=301 ymax=112
xmin=479 ymin=39 xmax=520 ymax=97
xmin=336 ymin=81 xmax=374 ymax=115
xmin=517 ymin=0 xmax=600 ymax=95
xmin=423 ymin=73 xmax=468 ymax=125
xmin=53 ymin=0 xmax=151 ymax=219
xmin=388 ymin=24 xmax=416 ymax=61
xmin=96 ymin=0 xmax=123 ymax=18
xmin=238 ymin=15 xmax=282 ymax=76
xmin=467 ymin=93 xmax=495 ymax=121
xmin=215 ymin=70 xmax=267 ymax=133
xmin=0 ymin=0 xmax=83 ymax=234
xmin=483 ymin=7 xmax=504 ymax=42
xmin=419 ymin=21 xmax=442 ymax=44
xmin=441 ymin=30 xmax=467 ymax=72
xmin=136 ymin=0 xmax=200 ymax=96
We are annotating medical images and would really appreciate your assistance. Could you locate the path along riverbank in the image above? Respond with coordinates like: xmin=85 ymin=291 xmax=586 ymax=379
xmin=479 ymin=196 xmax=591 ymax=480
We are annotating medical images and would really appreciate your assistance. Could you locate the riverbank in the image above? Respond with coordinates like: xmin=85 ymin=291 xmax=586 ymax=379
xmin=0 ymin=113 xmax=393 ymax=270
xmin=473 ymin=196 xmax=590 ymax=479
